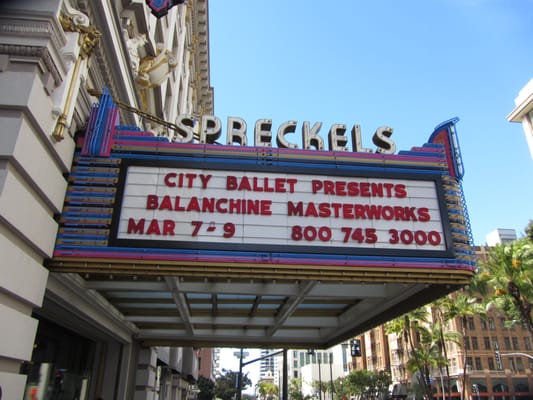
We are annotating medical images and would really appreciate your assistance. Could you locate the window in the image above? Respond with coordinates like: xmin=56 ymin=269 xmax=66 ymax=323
xmin=492 ymin=337 xmax=499 ymax=350
xmin=488 ymin=317 xmax=496 ymax=330
xmin=504 ymin=337 xmax=512 ymax=350
xmin=509 ymin=358 xmax=516 ymax=372
xmin=468 ymin=317 xmax=475 ymax=330
xmin=472 ymin=337 xmax=479 ymax=350
xmin=484 ymin=337 xmax=491 ymax=350
xmin=488 ymin=357 xmax=495 ymax=370
xmin=512 ymin=337 xmax=519 ymax=350
xmin=480 ymin=319 xmax=487 ymax=330
xmin=516 ymin=357 xmax=525 ymax=372
xmin=525 ymin=337 xmax=532 ymax=351
xmin=466 ymin=357 xmax=473 ymax=369
xmin=475 ymin=357 xmax=482 ymax=370
xmin=464 ymin=337 xmax=471 ymax=350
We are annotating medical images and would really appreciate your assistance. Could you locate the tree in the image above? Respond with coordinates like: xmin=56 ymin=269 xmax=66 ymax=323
xmin=444 ymin=293 xmax=485 ymax=400
xmin=311 ymin=379 xmax=328 ymax=400
xmin=257 ymin=381 xmax=278 ymax=400
xmin=198 ymin=376 xmax=215 ymax=400
xmin=385 ymin=309 xmax=435 ymax=399
xmin=525 ymin=220 xmax=533 ymax=242
xmin=332 ymin=376 xmax=349 ymax=400
xmin=214 ymin=369 xmax=252 ymax=400
xmin=431 ymin=297 xmax=463 ymax=399
xmin=288 ymin=378 xmax=306 ymax=400
xmin=343 ymin=369 xmax=391 ymax=400
xmin=477 ymin=239 xmax=533 ymax=339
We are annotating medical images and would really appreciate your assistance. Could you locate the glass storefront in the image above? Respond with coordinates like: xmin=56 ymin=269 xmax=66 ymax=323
xmin=20 ymin=317 xmax=95 ymax=400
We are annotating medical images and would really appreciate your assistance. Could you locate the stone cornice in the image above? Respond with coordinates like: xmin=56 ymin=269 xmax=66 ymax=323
xmin=0 ymin=15 xmax=68 ymax=87
xmin=0 ymin=16 xmax=66 ymax=53
xmin=0 ymin=43 xmax=62 ymax=86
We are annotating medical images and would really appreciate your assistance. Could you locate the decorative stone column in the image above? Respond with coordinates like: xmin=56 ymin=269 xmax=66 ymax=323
xmin=135 ymin=347 xmax=159 ymax=400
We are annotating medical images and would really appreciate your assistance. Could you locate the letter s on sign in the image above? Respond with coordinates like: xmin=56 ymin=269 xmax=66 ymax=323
xmin=373 ymin=126 xmax=396 ymax=154
xmin=175 ymin=115 xmax=195 ymax=143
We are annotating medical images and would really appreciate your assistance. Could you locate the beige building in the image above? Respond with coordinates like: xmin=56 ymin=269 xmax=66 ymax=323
xmin=0 ymin=0 xmax=212 ymax=398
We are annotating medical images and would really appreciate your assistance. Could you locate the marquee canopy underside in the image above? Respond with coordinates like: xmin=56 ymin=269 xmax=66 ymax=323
xmin=51 ymin=264 xmax=471 ymax=348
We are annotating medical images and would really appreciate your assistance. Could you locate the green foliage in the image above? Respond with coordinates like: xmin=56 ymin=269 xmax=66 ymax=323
xmin=198 ymin=375 xmax=215 ymax=400
xmin=214 ymin=369 xmax=252 ymax=400
xmin=332 ymin=376 xmax=348 ymax=400
xmin=476 ymin=238 xmax=533 ymax=338
xmin=525 ymin=220 xmax=533 ymax=242
xmin=338 ymin=369 xmax=391 ymax=400
xmin=257 ymin=380 xmax=278 ymax=400
xmin=288 ymin=378 xmax=305 ymax=400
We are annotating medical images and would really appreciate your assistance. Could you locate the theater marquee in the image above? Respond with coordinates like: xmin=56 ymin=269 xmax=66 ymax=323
xmin=49 ymin=88 xmax=475 ymax=282
xmin=47 ymin=88 xmax=477 ymax=347
xmin=112 ymin=163 xmax=451 ymax=257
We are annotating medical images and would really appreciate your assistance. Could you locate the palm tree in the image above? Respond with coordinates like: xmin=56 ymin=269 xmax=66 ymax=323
xmin=257 ymin=381 xmax=278 ymax=400
xmin=385 ymin=317 xmax=410 ymax=385
xmin=428 ymin=306 xmax=463 ymax=400
xmin=444 ymin=293 xmax=485 ymax=400
xmin=386 ymin=308 xmax=434 ymax=399
xmin=477 ymin=240 xmax=533 ymax=339
xmin=288 ymin=378 xmax=305 ymax=400
xmin=431 ymin=297 xmax=465 ymax=399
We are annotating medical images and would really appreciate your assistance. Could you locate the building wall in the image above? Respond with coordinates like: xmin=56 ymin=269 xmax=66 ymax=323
xmin=198 ymin=348 xmax=215 ymax=381
xmin=508 ymin=78 xmax=533 ymax=159
xmin=0 ymin=0 xmax=212 ymax=398
xmin=0 ymin=1 xmax=71 ymax=397
xmin=278 ymin=346 xmax=348 ymax=399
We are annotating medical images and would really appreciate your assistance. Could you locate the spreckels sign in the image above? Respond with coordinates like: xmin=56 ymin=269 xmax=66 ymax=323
xmin=174 ymin=115 xmax=396 ymax=154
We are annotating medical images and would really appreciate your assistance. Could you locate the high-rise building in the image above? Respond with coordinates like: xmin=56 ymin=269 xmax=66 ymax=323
xmin=0 ymin=0 xmax=212 ymax=398
xmin=485 ymin=228 xmax=518 ymax=246
xmin=259 ymin=349 xmax=278 ymax=382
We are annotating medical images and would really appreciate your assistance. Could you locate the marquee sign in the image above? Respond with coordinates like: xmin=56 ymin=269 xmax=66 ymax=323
xmin=48 ymin=88 xmax=475 ymax=281
xmin=112 ymin=163 xmax=451 ymax=257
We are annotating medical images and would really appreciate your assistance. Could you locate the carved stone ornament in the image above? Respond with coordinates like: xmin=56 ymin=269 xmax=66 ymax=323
xmin=59 ymin=0 xmax=100 ymax=59
xmin=135 ymin=43 xmax=177 ymax=89
xmin=124 ymin=33 xmax=147 ymax=74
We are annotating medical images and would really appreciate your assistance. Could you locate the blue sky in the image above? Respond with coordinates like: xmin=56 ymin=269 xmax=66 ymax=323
xmin=208 ymin=1 xmax=533 ymax=245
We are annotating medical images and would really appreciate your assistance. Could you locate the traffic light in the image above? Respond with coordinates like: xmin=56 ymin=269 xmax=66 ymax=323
xmin=350 ymin=339 xmax=361 ymax=357
xmin=495 ymin=351 xmax=502 ymax=369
